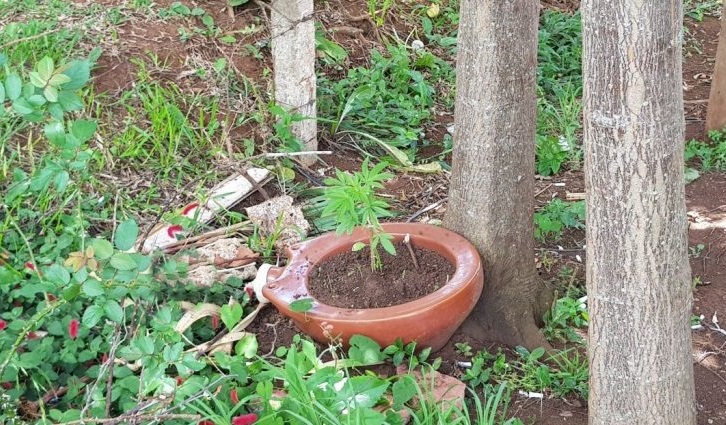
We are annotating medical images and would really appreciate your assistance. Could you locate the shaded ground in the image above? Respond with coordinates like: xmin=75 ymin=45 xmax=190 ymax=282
xmin=78 ymin=0 xmax=726 ymax=423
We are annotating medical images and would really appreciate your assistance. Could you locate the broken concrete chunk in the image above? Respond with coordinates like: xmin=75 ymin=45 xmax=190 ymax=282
xmin=246 ymin=195 xmax=310 ymax=250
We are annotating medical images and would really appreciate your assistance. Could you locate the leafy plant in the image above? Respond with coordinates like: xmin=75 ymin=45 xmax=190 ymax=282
xmin=685 ymin=127 xmax=726 ymax=171
xmin=684 ymin=0 xmax=722 ymax=21
xmin=321 ymin=159 xmax=396 ymax=271
xmin=543 ymin=295 xmax=589 ymax=343
xmin=536 ymin=11 xmax=583 ymax=174
xmin=536 ymin=135 xmax=569 ymax=176
xmin=367 ymin=0 xmax=394 ymax=26
xmin=534 ymin=199 xmax=586 ymax=242
xmin=318 ymin=44 xmax=450 ymax=153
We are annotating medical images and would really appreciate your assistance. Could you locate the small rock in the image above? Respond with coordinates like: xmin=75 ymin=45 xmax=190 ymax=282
xmin=411 ymin=39 xmax=424 ymax=50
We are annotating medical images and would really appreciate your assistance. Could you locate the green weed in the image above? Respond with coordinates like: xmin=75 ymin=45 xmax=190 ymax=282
xmin=318 ymin=43 xmax=452 ymax=156
xmin=684 ymin=0 xmax=722 ymax=21
xmin=534 ymin=199 xmax=586 ymax=242
xmin=543 ymin=295 xmax=589 ymax=343
xmin=461 ymin=346 xmax=588 ymax=401
xmin=685 ymin=127 xmax=726 ymax=171
xmin=536 ymin=11 xmax=583 ymax=174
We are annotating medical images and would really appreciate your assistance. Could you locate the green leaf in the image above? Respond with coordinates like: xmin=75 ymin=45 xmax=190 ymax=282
xmin=90 ymin=239 xmax=114 ymax=260
xmin=392 ymin=376 xmax=417 ymax=410
xmin=218 ymin=35 xmax=236 ymax=44
xmin=379 ymin=235 xmax=396 ymax=256
xmin=48 ymin=73 xmax=71 ymax=87
xmin=44 ymin=121 xmax=66 ymax=146
xmin=180 ymin=353 xmax=206 ymax=371
xmin=5 ymin=74 xmax=22 ymax=100
xmin=57 ymin=91 xmax=83 ymax=111
xmin=220 ymin=302 xmax=243 ymax=330
xmin=62 ymin=283 xmax=81 ymax=301
xmin=29 ymin=71 xmax=46 ymax=88
xmin=12 ymin=98 xmax=35 ymax=115
xmin=61 ymin=60 xmax=91 ymax=90
xmin=289 ymin=298 xmax=314 ymax=313
xmin=162 ymin=342 xmax=184 ymax=362
xmin=337 ymin=375 xmax=389 ymax=409
xmin=82 ymin=279 xmax=105 ymax=297
xmin=45 ymin=264 xmax=71 ymax=285
xmin=83 ymin=305 xmax=104 ymax=327
xmin=348 ymin=335 xmax=385 ymax=365
xmin=228 ymin=0 xmax=249 ymax=6
xmin=71 ymin=120 xmax=97 ymax=143
xmin=48 ymin=103 xmax=64 ymax=120
xmin=110 ymin=253 xmax=137 ymax=270
xmin=104 ymin=299 xmax=124 ymax=322
xmin=44 ymin=85 xmax=59 ymax=102
xmin=114 ymin=219 xmax=138 ymax=251
xmin=352 ymin=242 xmax=366 ymax=252
xmin=0 ymin=83 xmax=5 ymax=104
xmin=54 ymin=170 xmax=70 ymax=192
xmin=37 ymin=57 xmax=55 ymax=81
xmin=27 ymin=94 xmax=47 ymax=107
xmin=136 ymin=336 xmax=155 ymax=355
xmin=235 ymin=334 xmax=258 ymax=359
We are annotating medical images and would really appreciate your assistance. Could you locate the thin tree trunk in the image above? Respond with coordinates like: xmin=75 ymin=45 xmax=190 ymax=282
xmin=444 ymin=0 xmax=551 ymax=349
xmin=582 ymin=1 xmax=696 ymax=423
xmin=705 ymin=1 xmax=726 ymax=133
xmin=271 ymin=0 xmax=317 ymax=165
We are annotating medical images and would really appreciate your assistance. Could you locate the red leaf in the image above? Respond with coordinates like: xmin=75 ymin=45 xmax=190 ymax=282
xmin=232 ymin=413 xmax=258 ymax=425
xmin=182 ymin=202 xmax=200 ymax=216
xmin=24 ymin=262 xmax=36 ymax=271
xmin=27 ymin=331 xmax=38 ymax=340
xmin=211 ymin=315 xmax=220 ymax=330
xmin=0 ymin=320 xmax=6 ymax=331
xmin=69 ymin=319 xmax=79 ymax=339
xmin=230 ymin=388 xmax=239 ymax=404
xmin=197 ymin=421 xmax=214 ymax=425
xmin=167 ymin=225 xmax=184 ymax=239
xmin=47 ymin=293 xmax=56 ymax=301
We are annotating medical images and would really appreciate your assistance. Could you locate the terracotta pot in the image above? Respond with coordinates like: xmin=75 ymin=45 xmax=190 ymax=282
xmin=262 ymin=222 xmax=484 ymax=352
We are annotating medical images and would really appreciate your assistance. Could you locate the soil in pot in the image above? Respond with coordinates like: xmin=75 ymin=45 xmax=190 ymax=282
xmin=307 ymin=241 xmax=456 ymax=309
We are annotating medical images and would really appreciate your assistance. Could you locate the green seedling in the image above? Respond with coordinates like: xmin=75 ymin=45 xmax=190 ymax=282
xmin=321 ymin=158 xmax=395 ymax=271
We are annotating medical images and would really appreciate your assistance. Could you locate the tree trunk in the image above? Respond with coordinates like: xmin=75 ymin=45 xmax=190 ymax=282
xmin=582 ymin=1 xmax=696 ymax=424
xmin=444 ymin=0 xmax=551 ymax=350
xmin=705 ymin=1 xmax=726 ymax=133
xmin=271 ymin=0 xmax=317 ymax=165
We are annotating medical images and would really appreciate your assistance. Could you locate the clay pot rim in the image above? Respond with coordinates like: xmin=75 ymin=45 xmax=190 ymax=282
xmin=264 ymin=222 xmax=483 ymax=321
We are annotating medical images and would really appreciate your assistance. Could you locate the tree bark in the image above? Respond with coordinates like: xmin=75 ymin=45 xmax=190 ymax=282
xmin=271 ymin=0 xmax=317 ymax=165
xmin=444 ymin=0 xmax=551 ymax=349
xmin=705 ymin=1 xmax=726 ymax=133
xmin=582 ymin=1 xmax=696 ymax=424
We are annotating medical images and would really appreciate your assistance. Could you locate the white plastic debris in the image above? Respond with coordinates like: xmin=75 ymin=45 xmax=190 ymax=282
xmin=518 ymin=390 xmax=544 ymax=399
xmin=246 ymin=263 xmax=274 ymax=304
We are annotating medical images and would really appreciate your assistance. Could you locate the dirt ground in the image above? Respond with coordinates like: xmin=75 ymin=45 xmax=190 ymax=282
xmin=86 ymin=0 xmax=726 ymax=423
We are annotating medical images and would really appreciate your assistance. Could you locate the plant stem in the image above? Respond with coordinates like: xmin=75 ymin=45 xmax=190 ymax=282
xmin=403 ymin=233 xmax=419 ymax=270
xmin=0 ymin=299 xmax=66 ymax=380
